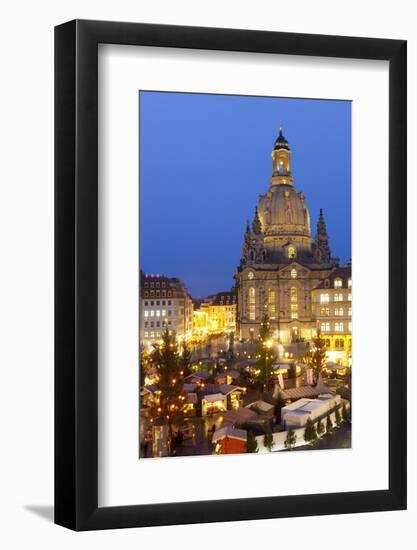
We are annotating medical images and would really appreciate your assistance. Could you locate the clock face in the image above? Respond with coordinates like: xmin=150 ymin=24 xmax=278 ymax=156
xmin=248 ymin=271 xmax=254 ymax=280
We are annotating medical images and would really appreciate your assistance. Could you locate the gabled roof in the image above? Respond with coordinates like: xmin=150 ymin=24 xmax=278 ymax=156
xmin=203 ymin=393 xmax=226 ymax=403
xmin=314 ymin=266 xmax=351 ymax=290
xmin=213 ymin=426 xmax=247 ymax=443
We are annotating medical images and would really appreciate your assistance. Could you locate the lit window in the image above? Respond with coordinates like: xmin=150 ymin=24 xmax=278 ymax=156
xmin=348 ymin=308 xmax=352 ymax=316
xmin=348 ymin=293 xmax=352 ymax=301
xmin=320 ymin=293 xmax=330 ymax=303
xmin=162 ymin=310 xmax=166 ymax=316
xmin=248 ymin=287 xmax=256 ymax=320
xmin=150 ymin=331 xmax=154 ymax=337
xmin=348 ymin=322 xmax=352 ymax=332
xmin=335 ymin=322 xmax=344 ymax=332
xmin=348 ymin=278 xmax=352 ymax=288
xmin=291 ymin=268 xmax=297 ymax=279
xmin=321 ymin=322 xmax=330 ymax=332
xmin=335 ymin=308 xmax=344 ymax=316
xmin=144 ymin=311 xmax=149 ymax=317
xmin=268 ymin=289 xmax=276 ymax=319
xmin=334 ymin=278 xmax=342 ymax=288
xmin=156 ymin=310 xmax=160 ymax=317
xmin=288 ymin=246 xmax=296 ymax=259
xmin=334 ymin=293 xmax=344 ymax=302
xmin=144 ymin=331 xmax=148 ymax=337
xmin=150 ymin=310 xmax=155 ymax=317
xmin=320 ymin=307 xmax=330 ymax=316
xmin=291 ymin=312 xmax=298 ymax=319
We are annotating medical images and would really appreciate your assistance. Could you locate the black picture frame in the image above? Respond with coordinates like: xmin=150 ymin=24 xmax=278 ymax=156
xmin=55 ymin=19 xmax=407 ymax=531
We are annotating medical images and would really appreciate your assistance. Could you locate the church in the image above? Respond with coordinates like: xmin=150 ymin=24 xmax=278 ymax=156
xmin=235 ymin=128 xmax=340 ymax=345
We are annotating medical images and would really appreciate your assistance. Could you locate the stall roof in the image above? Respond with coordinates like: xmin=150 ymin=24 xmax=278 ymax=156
xmin=223 ymin=407 xmax=258 ymax=424
xmin=203 ymin=393 xmax=226 ymax=403
xmin=279 ymin=383 xmax=331 ymax=401
xmin=213 ymin=426 xmax=247 ymax=443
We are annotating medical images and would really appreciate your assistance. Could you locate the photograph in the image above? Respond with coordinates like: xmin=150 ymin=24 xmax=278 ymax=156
xmin=139 ymin=91 xmax=352 ymax=458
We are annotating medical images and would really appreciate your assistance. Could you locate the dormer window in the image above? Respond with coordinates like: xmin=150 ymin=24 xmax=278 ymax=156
xmin=334 ymin=278 xmax=342 ymax=288
xmin=324 ymin=279 xmax=330 ymax=288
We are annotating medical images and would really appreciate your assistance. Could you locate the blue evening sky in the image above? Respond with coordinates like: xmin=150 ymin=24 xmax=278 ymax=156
xmin=139 ymin=91 xmax=351 ymax=298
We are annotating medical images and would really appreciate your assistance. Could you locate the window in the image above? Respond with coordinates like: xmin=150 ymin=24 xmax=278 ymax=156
xmin=144 ymin=301 xmax=148 ymax=306
xmin=168 ymin=310 xmax=172 ymax=316
xmin=335 ymin=338 xmax=344 ymax=348
xmin=248 ymin=287 xmax=256 ymax=320
xmin=288 ymin=246 xmax=296 ymax=259
xmin=348 ymin=293 xmax=352 ymax=301
xmin=348 ymin=307 xmax=352 ymax=316
xmin=320 ymin=293 xmax=330 ymax=303
xmin=321 ymin=322 xmax=330 ymax=332
xmin=290 ymin=287 xmax=298 ymax=319
xmin=162 ymin=300 xmax=166 ymax=306
xmin=156 ymin=300 xmax=160 ymax=306
xmin=348 ymin=322 xmax=352 ymax=332
xmin=320 ymin=307 xmax=330 ymax=316
xmin=156 ymin=321 xmax=160 ymax=327
xmin=162 ymin=310 xmax=166 ymax=317
xmin=150 ymin=331 xmax=154 ymax=338
xmin=156 ymin=310 xmax=160 ymax=317
xmin=334 ymin=278 xmax=342 ymax=288
xmin=324 ymin=279 xmax=330 ymax=288
xmin=335 ymin=307 xmax=344 ymax=316
xmin=168 ymin=300 xmax=172 ymax=306
xmin=268 ymin=289 xmax=276 ymax=319
xmin=162 ymin=291 xmax=166 ymax=297
xmin=334 ymin=293 xmax=344 ymax=302
xmin=144 ymin=291 xmax=149 ymax=297
xmin=150 ymin=321 xmax=154 ymax=328
xmin=150 ymin=310 xmax=155 ymax=317
xmin=144 ymin=321 xmax=148 ymax=328
xmin=348 ymin=278 xmax=352 ymax=288
xmin=144 ymin=331 xmax=149 ymax=337
xmin=324 ymin=338 xmax=331 ymax=347
xmin=335 ymin=322 xmax=344 ymax=332
xmin=144 ymin=311 xmax=149 ymax=318
xmin=150 ymin=301 xmax=154 ymax=306
xmin=290 ymin=268 xmax=297 ymax=279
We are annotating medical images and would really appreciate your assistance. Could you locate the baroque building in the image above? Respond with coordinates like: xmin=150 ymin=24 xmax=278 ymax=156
xmin=236 ymin=129 xmax=339 ymax=344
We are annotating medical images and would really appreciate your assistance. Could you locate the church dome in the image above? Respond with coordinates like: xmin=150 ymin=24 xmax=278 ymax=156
xmin=258 ymin=185 xmax=311 ymax=238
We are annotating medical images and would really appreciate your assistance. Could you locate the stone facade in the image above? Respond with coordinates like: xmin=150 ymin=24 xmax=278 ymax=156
xmin=140 ymin=272 xmax=193 ymax=346
xmin=236 ymin=129 xmax=340 ymax=344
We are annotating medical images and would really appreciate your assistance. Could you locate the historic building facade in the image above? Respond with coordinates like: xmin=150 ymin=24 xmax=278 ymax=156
xmin=235 ymin=129 xmax=340 ymax=344
xmin=140 ymin=272 xmax=193 ymax=346
xmin=311 ymin=266 xmax=352 ymax=364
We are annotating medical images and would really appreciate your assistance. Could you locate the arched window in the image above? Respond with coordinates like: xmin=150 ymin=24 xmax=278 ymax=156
xmin=268 ymin=289 xmax=276 ymax=319
xmin=248 ymin=287 xmax=256 ymax=320
xmin=288 ymin=246 xmax=296 ymax=259
xmin=290 ymin=287 xmax=298 ymax=319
